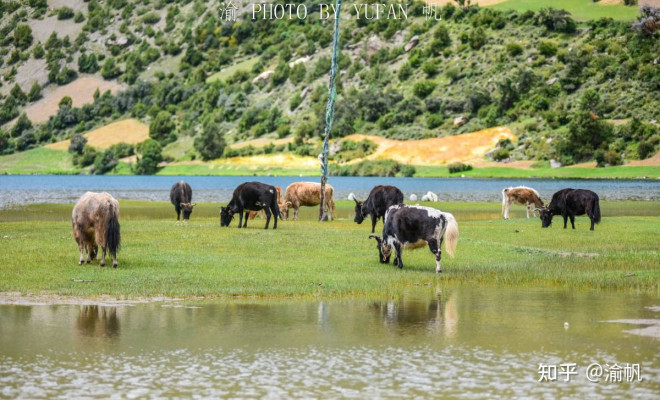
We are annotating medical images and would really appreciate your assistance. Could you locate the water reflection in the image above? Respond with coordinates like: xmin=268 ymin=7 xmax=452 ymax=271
xmin=370 ymin=291 xmax=458 ymax=338
xmin=0 ymin=288 xmax=659 ymax=399
xmin=76 ymin=306 xmax=120 ymax=339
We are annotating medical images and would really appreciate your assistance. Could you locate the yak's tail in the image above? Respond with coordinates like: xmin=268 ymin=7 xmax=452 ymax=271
xmin=591 ymin=196 xmax=601 ymax=224
xmin=106 ymin=203 xmax=121 ymax=258
xmin=444 ymin=213 xmax=459 ymax=258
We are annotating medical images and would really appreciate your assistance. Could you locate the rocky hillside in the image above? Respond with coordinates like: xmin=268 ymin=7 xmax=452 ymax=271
xmin=0 ymin=0 xmax=659 ymax=174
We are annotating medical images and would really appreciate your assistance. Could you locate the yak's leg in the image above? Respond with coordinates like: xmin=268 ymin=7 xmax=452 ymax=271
xmin=562 ymin=214 xmax=568 ymax=229
xmin=590 ymin=217 xmax=595 ymax=231
xmin=394 ymin=242 xmax=403 ymax=269
xmin=293 ymin=205 xmax=299 ymax=221
xmin=371 ymin=213 xmax=377 ymax=234
xmin=176 ymin=206 xmax=181 ymax=221
xmin=272 ymin=206 xmax=278 ymax=229
xmin=264 ymin=207 xmax=271 ymax=229
xmin=111 ymin=251 xmax=118 ymax=268
xmin=428 ymin=239 xmax=442 ymax=273
xmin=85 ymin=243 xmax=92 ymax=263
xmin=526 ymin=203 xmax=531 ymax=219
xmin=504 ymin=200 xmax=511 ymax=219
xmin=78 ymin=241 xmax=85 ymax=265
xmin=242 ymin=212 xmax=249 ymax=228
xmin=100 ymin=245 xmax=107 ymax=267
xmin=569 ymin=215 xmax=576 ymax=229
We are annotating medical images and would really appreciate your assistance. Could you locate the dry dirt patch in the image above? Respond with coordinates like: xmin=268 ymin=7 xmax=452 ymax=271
xmin=46 ymin=119 xmax=149 ymax=150
xmin=345 ymin=127 xmax=516 ymax=166
xmin=23 ymin=76 xmax=125 ymax=124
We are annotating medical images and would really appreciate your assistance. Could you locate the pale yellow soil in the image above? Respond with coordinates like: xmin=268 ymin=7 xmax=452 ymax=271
xmin=344 ymin=126 xmax=516 ymax=166
xmin=23 ymin=76 xmax=125 ymax=124
xmin=229 ymin=137 xmax=295 ymax=149
xmin=46 ymin=119 xmax=149 ymax=150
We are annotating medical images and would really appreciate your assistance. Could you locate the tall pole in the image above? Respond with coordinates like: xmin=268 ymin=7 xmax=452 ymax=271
xmin=319 ymin=0 xmax=342 ymax=221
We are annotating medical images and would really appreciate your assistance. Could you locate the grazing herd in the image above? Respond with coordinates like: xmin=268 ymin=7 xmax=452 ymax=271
xmin=71 ymin=181 xmax=602 ymax=272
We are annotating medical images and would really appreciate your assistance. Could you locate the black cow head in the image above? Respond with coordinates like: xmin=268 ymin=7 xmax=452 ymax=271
xmin=220 ymin=206 xmax=234 ymax=227
xmin=353 ymin=198 xmax=365 ymax=224
xmin=369 ymin=234 xmax=391 ymax=264
xmin=537 ymin=207 xmax=553 ymax=228
xmin=181 ymin=202 xmax=196 ymax=220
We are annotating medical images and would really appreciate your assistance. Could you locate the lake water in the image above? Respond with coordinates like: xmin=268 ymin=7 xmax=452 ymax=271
xmin=1 ymin=175 xmax=659 ymax=208
xmin=1 ymin=287 xmax=658 ymax=398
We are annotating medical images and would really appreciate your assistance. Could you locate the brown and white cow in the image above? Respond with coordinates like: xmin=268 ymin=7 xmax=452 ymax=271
xmin=501 ymin=186 xmax=544 ymax=219
xmin=72 ymin=192 xmax=121 ymax=268
xmin=280 ymin=182 xmax=335 ymax=220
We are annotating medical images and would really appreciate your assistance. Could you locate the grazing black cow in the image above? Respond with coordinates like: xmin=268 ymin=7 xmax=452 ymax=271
xmin=352 ymin=185 xmax=404 ymax=233
xmin=537 ymin=188 xmax=601 ymax=231
xmin=170 ymin=181 xmax=195 ymax=221
xmin=220 ymin=181 xmax=280 ymax=229
xmin=369 ymin=205 xmax=458 ymax=273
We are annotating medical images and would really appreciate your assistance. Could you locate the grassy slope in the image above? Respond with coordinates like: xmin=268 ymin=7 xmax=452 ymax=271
xmin=205 ymin=57 xmax=261 ymax=84
xmin=489 ymin=0 xmax=640 ymax=21
xmin=0 ymin=201 xmax=658 ymax=298
xmin=0 ymin=148 xmax=77 ymax=174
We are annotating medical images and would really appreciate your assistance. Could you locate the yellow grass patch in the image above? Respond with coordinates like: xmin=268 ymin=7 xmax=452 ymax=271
xmin=46 ymin=119 xmax=150 ymax=151
xmin=23 ymin=76 xmax=124 ymax=124
xmin=229 ymin=137 xmax=294 ymax=149
xmin=344 ymin=127 xmax=516 ymax=166
xmin=210 ymin=154 xmax=319 ymax=168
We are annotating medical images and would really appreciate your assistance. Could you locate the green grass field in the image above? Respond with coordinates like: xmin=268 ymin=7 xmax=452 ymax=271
xmin=1 ymin=201 xmax=658 ymax=299
xmin=205 ymin=57 xmax=261 ymax=84
xmin=489 ymin=0 xmax=641 ymax=22
xmin=2 ymin=147 xmax=658 ymax=178
xmin=0 ymin=148 xmax=77 ymax=174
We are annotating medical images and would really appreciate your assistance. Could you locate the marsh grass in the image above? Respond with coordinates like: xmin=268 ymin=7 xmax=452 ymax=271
xmin=0 ymin=202 xmax=658 ymax=298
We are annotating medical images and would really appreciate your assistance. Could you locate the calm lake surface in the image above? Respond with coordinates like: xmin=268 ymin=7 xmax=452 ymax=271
xmin=1 ymin=288 xmax=658 ymax=399
xmin=1 ymin=175 xmax=660 ymax=208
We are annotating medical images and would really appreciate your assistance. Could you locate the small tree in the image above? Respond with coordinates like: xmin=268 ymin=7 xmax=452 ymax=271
xmin=135 ymin=139 xmax=162 ymax=175
xmin=101 ymin=57 xmax=121 ymax=79
xmin=27 ymin=82 xmax=42 ymax=102
xmin=10 ymin=84 xmax=27 ymax=105
xmin=93 ymin=149 xmax=118 ymax=174
xmin=68 ymin=133 xmax=87 ymax=154
xmin=13 ymin=25 xmax=33 ymax=50
xmin=11 ymin=113 xmax=32 ymax=138
xmin=149 ymin=111 xmax=176 ymax=143
xmin=194 ymin=123 xmax=226 ymax=161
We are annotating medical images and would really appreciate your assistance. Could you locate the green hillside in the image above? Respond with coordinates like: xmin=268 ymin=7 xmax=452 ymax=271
xmin=0 ymin=0 xmax=659 ymax=176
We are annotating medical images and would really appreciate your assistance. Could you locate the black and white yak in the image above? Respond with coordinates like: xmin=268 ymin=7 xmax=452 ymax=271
xmin=220 ymin=181 xmax=280 ymax=229
xmin=369 ymin=205 xmax=459 ymax=273
xmin=170 ymin=181 xmax=195 ymax=221
xmin=352 ymin=185 xmax=404 ymax=233
xmin=538 ymin=188 xmax=601 ymax=231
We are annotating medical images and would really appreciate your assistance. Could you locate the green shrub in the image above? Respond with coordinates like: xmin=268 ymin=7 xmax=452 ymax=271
xmin=506 ymin=43 xmax=523 ymax=57
xmin=637 ymin=141 xmax=655 ymax=159
xmin=68 ymin=133 xmax=87 ymax=154
xmin=290 ymin=93 xmax=303 ymax=111
xmin=142 ymin=12 xmax=161 ymax=25
xmin=135 ymin=139 xmax=163 ymax=175
xmin=492 ymin=147 xmax=510 ymax=161
xmin=194 ymin=122 xmax=226 ymax=161
xmin=538 ymin=41 xmax=558 ymax=57
xmin=93 ymin=149 xmax=118 ymax=174
xmin=427 ymin=114 xmax=444 ymax=129
xmin=448 ymin=163 xmax=473 ymax=173
xmin=413 ymin=81 xmax=437 ymax=99
xmin=57 ymin=7 xmax=74 ymax=20
xmin=330 ymin=160 xmax=415 ymax=177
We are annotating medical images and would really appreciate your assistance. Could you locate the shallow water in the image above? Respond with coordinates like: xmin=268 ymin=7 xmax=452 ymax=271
xmin=1 ymin=287 xmax=658 ymax=398
xmin=1 ymin=175 xmax=660 ymax=208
